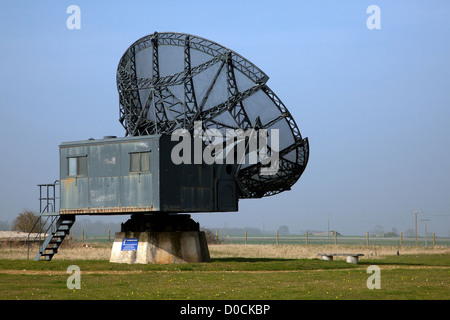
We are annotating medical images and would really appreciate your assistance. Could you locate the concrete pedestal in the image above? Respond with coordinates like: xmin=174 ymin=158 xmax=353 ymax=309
xmin=110 ymin=231 xmax=210 ymax=264
xmin=346 ymin=255 xmax=360 ymax=264
xmin=109 ymin=213 xmax=210 ymax=264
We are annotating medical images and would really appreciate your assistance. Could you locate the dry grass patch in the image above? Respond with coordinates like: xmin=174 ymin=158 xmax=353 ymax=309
xmin=208 ymin=244 xmax=450 ymax=261
xmin=1 ymin=241 xmax=449 ymax=261
xmin=0 ymin=240 xmax=113 ymax=260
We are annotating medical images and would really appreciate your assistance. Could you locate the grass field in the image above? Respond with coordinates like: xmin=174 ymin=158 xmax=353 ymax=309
xmin=0 ymin=242 xmax=448 ymax=300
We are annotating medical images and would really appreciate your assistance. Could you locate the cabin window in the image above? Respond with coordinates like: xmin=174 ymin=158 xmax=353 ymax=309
xmin=130 ymin=151 xmax=150 ymax=173
xmin=67 ymin=156 xmax=87 ymax=177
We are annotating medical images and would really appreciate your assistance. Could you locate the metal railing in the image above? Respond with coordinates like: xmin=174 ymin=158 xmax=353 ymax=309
xmin=27 ymin=214 xmax=59 ymax=260
xmin=27 ymin=181 xmax=60 ymax=260
xmin=38 ymin=181 xmax=59 ymax=213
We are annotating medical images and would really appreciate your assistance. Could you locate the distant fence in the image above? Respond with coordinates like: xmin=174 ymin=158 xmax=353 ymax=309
xmin=69 ymin=229 xmax=450 ymax=247
xmin=72 ymin=229 xmax=115 ymax=243
xmin=216 ymin=230 xmax=450 ymax=248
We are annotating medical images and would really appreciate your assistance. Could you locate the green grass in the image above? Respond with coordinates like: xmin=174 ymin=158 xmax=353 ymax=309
xmin=0 ymin=254 xmax=448 ymax=300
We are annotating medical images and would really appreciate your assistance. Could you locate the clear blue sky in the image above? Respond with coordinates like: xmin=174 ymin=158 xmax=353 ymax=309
xmin=1 ymin=1 xmax=449 ymax=236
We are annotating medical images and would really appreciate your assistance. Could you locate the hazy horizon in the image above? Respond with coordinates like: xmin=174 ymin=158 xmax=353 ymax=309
xmin=1 ymin=1 xmax=449 ymax=237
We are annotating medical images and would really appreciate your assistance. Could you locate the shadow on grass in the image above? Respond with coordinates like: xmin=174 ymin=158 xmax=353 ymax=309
xmin=209 ymin=257 xmax=359 ymax=271
xmin=211 ymin=257 xmax=297 ymax=263
xmin=358 ymin=260 xmax=425 ymax=267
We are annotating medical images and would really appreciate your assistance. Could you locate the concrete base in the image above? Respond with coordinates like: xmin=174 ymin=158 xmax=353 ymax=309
xmin=318 ymin=253 xmax=364 ymax=264
xmin=346 ymin=255 xmax=360 ymax=264
xmin=110 ymin=231 xmax=210 ymax=264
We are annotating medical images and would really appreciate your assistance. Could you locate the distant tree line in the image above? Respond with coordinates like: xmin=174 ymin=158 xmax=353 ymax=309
xmin=71 ymin=219 xmax=121 ymax=236
xmin=209 ymin=225 xmax=291 ymax=236
xmin=0 ymin=210 xmax=123 ymax=235
xmin=2 ymin=210 xmax=450 ymax=238
xmin=10 ymin=210 xmax=42 ymax=233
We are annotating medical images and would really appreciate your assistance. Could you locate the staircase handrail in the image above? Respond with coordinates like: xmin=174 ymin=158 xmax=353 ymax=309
xmin=27 ymin=213 xmax=59 ymax=260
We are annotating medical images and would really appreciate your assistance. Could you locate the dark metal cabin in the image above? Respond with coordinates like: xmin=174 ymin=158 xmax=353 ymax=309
xmin=59 ymin=135 xmax=238 ymax=215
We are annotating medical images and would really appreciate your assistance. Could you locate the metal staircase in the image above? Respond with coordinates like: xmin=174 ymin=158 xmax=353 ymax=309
xmin=33 ymin=215 xmax=76 ymax=261
xmin=27 ymin=181 xmax=76 ymax=261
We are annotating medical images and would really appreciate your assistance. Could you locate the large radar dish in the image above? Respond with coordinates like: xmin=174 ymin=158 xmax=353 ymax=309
xmin=117 ymin=32 xmax=309 ymax=198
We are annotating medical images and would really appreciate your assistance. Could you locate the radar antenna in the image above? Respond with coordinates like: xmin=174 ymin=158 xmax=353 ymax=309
xmin=117 ymin=32 xmax=309 ymax=198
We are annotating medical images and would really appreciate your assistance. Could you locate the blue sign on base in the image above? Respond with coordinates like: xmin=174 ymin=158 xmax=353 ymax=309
xmin=121 ymin=238 xmax=139 ymax=251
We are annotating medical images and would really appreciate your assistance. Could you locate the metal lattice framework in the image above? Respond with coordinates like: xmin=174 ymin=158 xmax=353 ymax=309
xmin=117 ymin=32 xmax=309 ymax=198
